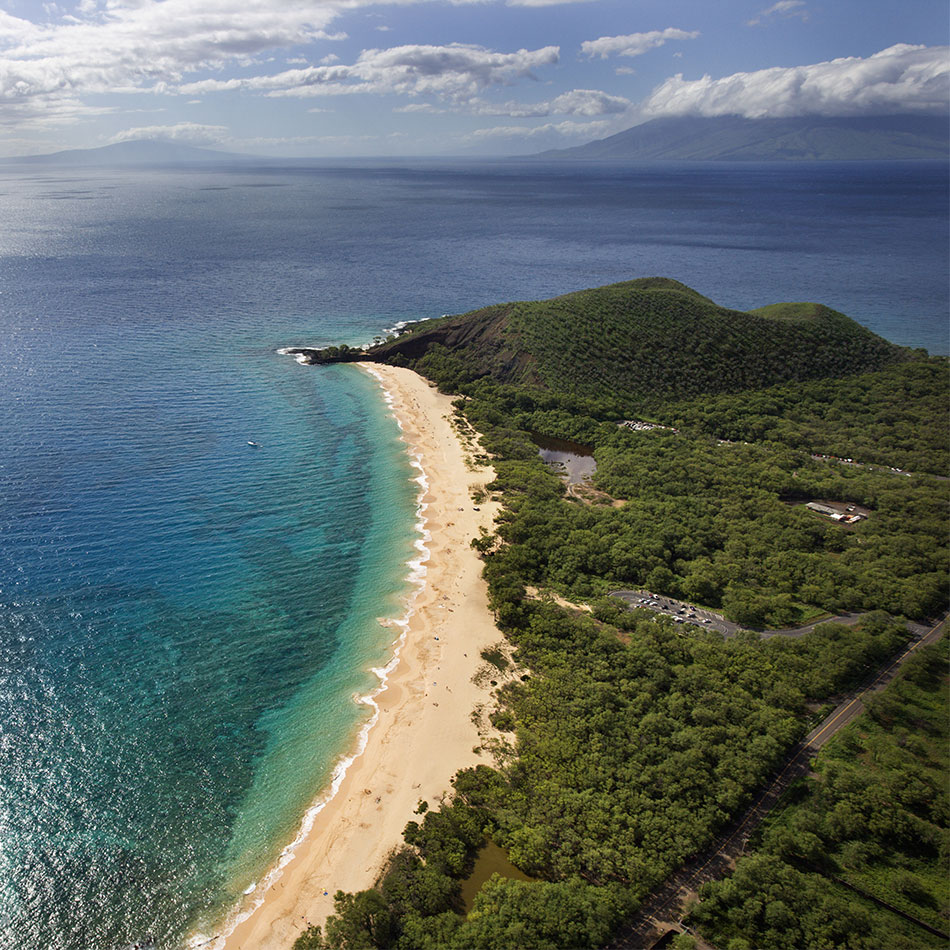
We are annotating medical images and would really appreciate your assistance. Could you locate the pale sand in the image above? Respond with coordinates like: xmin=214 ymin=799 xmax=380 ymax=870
xmin=216 ymin=363 xmax=501 ymax=950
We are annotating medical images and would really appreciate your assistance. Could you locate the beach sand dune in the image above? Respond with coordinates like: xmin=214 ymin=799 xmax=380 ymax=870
xmin=217 ymin=364 xmax=501 ymax=950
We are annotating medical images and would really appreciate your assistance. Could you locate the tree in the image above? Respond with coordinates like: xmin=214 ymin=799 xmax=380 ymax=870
xmin=323 ymin=890 xmax=395 ymax=949
xmin=456 ymin=877 xmax=628 ymax=949
xmin=293 ymin=925 xmax=325 ymax=950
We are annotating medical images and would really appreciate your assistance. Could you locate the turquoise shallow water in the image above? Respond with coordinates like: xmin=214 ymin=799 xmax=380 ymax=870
xmin=0 ymin=160 xmax=946 ymax=949
xmin=0 ymin=322 xmax=420 ymax=947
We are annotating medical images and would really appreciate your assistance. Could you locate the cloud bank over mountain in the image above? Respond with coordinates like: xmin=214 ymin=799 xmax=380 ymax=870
xmin=642 ymin=44 xmax=949 ymax=119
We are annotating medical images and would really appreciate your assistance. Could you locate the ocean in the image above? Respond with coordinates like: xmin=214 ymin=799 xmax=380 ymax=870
xmin=0 ymin=159 xmax=946 ymax=949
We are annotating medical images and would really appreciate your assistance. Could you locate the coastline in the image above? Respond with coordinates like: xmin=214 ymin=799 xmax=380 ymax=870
xmin=212 ymin=363 xmax=501 ymax=950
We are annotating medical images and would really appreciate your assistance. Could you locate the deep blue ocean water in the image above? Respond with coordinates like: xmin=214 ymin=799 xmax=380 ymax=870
xmin=0 ymin=159 xmax=946 ymax=949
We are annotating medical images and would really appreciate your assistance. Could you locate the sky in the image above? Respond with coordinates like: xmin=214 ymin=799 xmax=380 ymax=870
xmin=0 ymin=0 xmax=947 ymax=157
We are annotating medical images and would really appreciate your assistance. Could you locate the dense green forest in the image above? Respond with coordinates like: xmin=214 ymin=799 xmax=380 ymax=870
xmin=689 ymin=637 xmax=949 ymax=950
xmin=295 ymin=281 xmax=948 ymax=950
xmin=368 ymin=278 xmax=909 ymax=405
xmin=458 ymin=374 xmax=948 ymax=627
xmin=656 ymin=360 xmax=949 ymax=477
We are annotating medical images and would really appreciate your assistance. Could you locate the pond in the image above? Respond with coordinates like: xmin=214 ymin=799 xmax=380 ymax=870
xmin=460 ymin=840 xmax=535 ymax=913
xmin=530 ymin=432 xmax=597 ymax=484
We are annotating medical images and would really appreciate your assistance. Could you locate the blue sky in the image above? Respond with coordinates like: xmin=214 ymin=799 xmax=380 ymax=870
xmin=1 ymin=0 xmax=947 ymax=156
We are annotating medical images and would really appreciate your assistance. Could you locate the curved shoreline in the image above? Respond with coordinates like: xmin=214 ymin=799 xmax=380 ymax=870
xmin=205 ymin=363 xmax=500 ymax=950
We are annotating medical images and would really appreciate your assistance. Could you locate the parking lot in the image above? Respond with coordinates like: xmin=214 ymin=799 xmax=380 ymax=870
xmin=608 ymin=589 xmax=741 ymax=637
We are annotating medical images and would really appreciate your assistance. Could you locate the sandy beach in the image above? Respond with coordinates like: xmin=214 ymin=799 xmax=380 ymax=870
xmin=216 ymin=363 xmax=501 ymax=950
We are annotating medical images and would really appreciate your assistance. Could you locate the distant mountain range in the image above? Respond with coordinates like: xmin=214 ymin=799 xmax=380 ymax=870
xmin=1 ymin=139 xmax=254 ymax=166
xmin=531 ymin=114 xmax=950 ymax=162
xmin=7 ymin=115 xmax=948 ymax=166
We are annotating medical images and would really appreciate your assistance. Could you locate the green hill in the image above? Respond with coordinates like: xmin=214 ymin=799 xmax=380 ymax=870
xmin=362 ymin=278 xmax=909 ymax=404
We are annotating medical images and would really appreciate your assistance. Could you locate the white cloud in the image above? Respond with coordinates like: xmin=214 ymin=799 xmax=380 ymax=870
xmin=393 ymin=102 xmax=446 ymax=113
xmin=386 ymin=86 xmax=628 ymax=120
xmin=466 ymin=117 xmax=610 ymax=140
xmin=581 ymin=28 xmax=699 ymax=60
xmin=110 ymin=121 xmax=229 ymax=143
xmin=548 ymin=88 xmax=629 ymax=115
xmin=506 ymin=0 xmax=598 ymax=5
xmin=641 ymin=44 xmax=950 ymax=119
xmin=0 ymin=1 xmax=355 ymax=126
xmin=748 ymin=1 xmax=809 ymax=27
xmin=0 ymin=0 xmax=519 ymax=125
xmin=106 ymin=124 xmax=369 ymax=152
xmin=463 ymin=88 xmax=630 ymax=117
xmin=180 ymin=43 xmax=561 ymax=102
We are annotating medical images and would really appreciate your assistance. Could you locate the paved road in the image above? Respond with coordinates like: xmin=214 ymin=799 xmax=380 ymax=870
xmin=609 ymin=590 xmax=933 ymax=641
xmin=608 ymin=615 xmax=947 ymax=950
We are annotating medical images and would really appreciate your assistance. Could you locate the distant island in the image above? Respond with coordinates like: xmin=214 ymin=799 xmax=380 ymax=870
xmin=287 ymin=277 xmax=948 ymax=950
xmin=527 ymin=114 xmax=950 ymax=162
xmin=0 ymin=139 xmax=256 ymax=166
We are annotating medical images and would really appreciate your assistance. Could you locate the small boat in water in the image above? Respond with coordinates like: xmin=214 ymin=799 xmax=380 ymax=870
xmin=247 ymin=441 xmax=260 ymax=447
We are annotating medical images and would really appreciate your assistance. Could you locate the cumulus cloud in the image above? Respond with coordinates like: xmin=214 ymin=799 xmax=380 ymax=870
xmin=0 ymin=0 xmax=511 ymax=124
xmin=0 ymin=0 xmax=353 ymax=125
xmin=465 ymin=88 xmax=630 ymax=117
xmin=641 ymin=44 xmax=950 ymax=119
xmin=748 ymin=1 xmax=809 ymax=27
xmin=388 ymin=87 xmax=627 ymax=120
xmin=581 ymin=28 xmax=699 ymax=60
xmin=179 ymin=43 xmax=561 ymax=101
xmin=547 ymin=88 xmax=629 ymax=115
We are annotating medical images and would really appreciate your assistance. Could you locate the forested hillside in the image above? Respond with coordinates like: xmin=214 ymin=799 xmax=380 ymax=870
xmin=657 ymin=360 xmax=949 ymax=477
xmin=294 ymin=280 xmax=948 ymax=950
xmin=364 ymin=278 xmax=909 ymax=406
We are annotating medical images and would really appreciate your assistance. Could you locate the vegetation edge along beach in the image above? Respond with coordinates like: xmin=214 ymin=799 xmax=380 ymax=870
xmin=262 ymin=278 xmax=946 ymax=949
